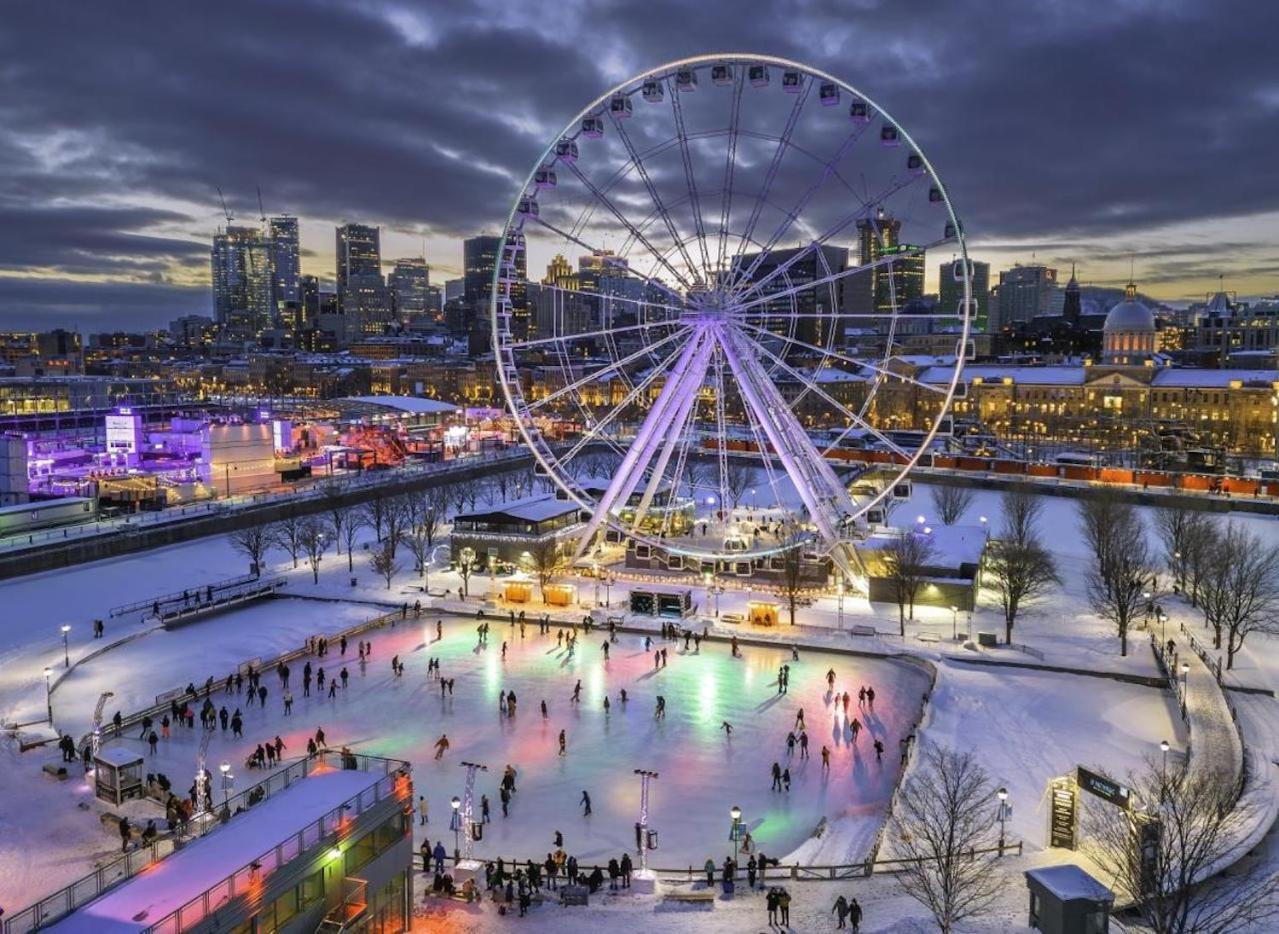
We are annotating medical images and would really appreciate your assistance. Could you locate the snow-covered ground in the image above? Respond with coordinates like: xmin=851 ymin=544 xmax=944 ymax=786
xmin=1 ymin=471 xmax=1276 ymax=929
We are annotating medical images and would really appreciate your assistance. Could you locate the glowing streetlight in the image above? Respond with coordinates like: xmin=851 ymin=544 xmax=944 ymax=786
xmin=43 ymin=666 xmax=53 ymax=724
xmin=1159 ymin=740 xmax=1170 ymax=784
xmin=729 ymin=805 xmax=744 ymax=865
xmin=60 ymin=624 xmax=71 ymax=668
xmin=450 ymin=796 xmax=462 ymax=857
xmin=219 ymin=761 xmax=234 ymax=806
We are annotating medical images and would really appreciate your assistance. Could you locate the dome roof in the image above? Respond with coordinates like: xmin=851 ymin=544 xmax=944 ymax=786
xmin=1103 ymin=281 xmax=1155 ymax=333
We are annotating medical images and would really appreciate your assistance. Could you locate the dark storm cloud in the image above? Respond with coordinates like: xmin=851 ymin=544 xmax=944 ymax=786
xmin=0 ymin=0 xmax=1276 ymax=327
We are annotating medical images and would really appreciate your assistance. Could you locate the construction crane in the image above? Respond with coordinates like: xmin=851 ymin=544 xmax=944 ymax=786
xmin=256 ymin=185 xmax=267 ymax=232
xmin=215 ymin=186 xmax=234 ymax=226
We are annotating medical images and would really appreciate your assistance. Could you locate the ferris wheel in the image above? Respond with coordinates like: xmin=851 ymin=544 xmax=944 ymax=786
xmin=492 ymin=54 xmax=972 ymax=576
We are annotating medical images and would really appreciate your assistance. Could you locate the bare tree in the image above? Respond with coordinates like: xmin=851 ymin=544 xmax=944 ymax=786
xmin=360 ymin=489 xmax=390 ymax=543
xmin=369 ymin=539 xmax=400 ymax=590
xmin=525 ymin=536 xmax=567 ymax=602
xmin=882 ymin=530 xmax=937 ymax=635
xmin=228 ymin=523 xmax=270 ymax=576
xmin=723 ymin=461 xmax=755 ymax=512
xmin=1082 ymin=759 xmax=1279 ymax=934
xmin=1180 ymin=514 xmax=1217 ymax=608
xmin=297 ymin=516 xmax=328 ymax=584
xmin=776 ymin=522 xmax=808 ymax=626
xmin=892 ymin=746 xmax=1003 ymax=933
xmin=338 ymin=509 xmax=365 ymax=573
xmin=1200 ymin=523 xmax=1279 ymax=667
xmin=1081 ymin=497 xmax=1151 ymax=657
xmin=1001 ymin=489 xmax=1043 ymax=545
xmin=382 ymin=495 xmax=411 ymax=559
xmin=1154 ymin=504 xmax=1200 ymax=592
xmin=984 ymin=490 xmax=1058 ymax=644
xmin=684 ymin=458 xmax=714 ymax=498
xmin=320 ymin=483 xmax=349 ymax=560
xmin=268 ymin=511 xmax=304 ymax=569
xmin=929 ymin=484 xmax=976 ymax=525
xmin=456 ymin=546 xmax=476 ymax=598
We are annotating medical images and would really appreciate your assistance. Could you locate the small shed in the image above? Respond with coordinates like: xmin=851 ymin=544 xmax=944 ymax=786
xmin=503 ymin=577 xmax=533 ymax=603
xmin=94 ymin=745 xmax=145 ymax=806
xmin=748 ymin=600 xmax=780 ymax=627
xmin=1024 ymin=864 xmax=1113 ymax=934
xmin=544 ymin=583 xmax=576 ymax=607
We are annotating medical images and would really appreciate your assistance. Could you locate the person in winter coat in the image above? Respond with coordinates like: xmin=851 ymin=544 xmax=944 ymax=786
xmin=746 ymin=855 xmax=757 ymax=888
xmin=420 ymin=837 xmax=431 ymax=872
xmin=766 ymin=888 xmax=779 ymax=925
xmin=118 ymin=816 xmax=132 ymax=852
xmin=849 ymin=897 xmax=863 ymax=932
xmin=544 ymin=853 xmax=559 ymax=890
xmin=566 ymin=855 xmax=579 ymax=886
xmin=417 ymin=795 xmax=429 ymax=825
xmin=432 ymin=841 xmax=447 ymax=874
xmin=778 ymin=887 xmax=792 ymax=925
xmin=607 ymin=858 xmax=620 ymax=890
xmin=833 ymin=894 xmax=850 ymax=927
xmin=704 ymin=857 xmax=716 ymax=888
xmin=620 ymin=852 xmax=632 ymax=888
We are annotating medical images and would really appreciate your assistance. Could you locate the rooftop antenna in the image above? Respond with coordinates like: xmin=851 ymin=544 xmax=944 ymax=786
xmin=256 ymin=185 xmax=267 ymax=232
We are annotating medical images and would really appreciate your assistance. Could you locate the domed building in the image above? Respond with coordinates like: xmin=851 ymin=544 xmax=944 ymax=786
xmin=1102 ymin=280 xmax=1157 ymax=364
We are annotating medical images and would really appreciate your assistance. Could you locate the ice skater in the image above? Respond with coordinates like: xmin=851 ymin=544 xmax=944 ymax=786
xmin=580 ymin=790 xmax=592 ymax=816
xmin=434 ymin=734 xmax=450 ymax=760
xmin=558 ymin=729 xmax=567 ymax=756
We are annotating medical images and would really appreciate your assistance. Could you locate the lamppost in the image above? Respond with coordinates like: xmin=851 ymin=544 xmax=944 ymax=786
xmin=634 ymin=768 xmax=659 ymax=874
xmin=950 ymin=605 xmax=958 ymax=642
xmin=749 ymin=488 xmax=756 ymax=511
xmin=836 ymin=573 xmax=845 ymax=632
xmin=43 ymin=666 xmax=53 ymax=724
xmin=729 ymin=805 xmax=743 ymax=865
xmin=449 ymin=796 xmax=462 ymax=857
xmin=219 ymin=761 xmax=234 ymax=807
xmin=60 ymin=624 xmax=71 ymax=668
xmin=1173 ymin=550 xmax=1182 ymax=590
xmin=1142 ymin=590 xmax=1153 ymax=628
xmin=1157 ymin=607 xmax=1167 ymax=644
xmin=603 ymin=572 xmax=615 ymax=609
xmin=1180 ymin=662 xmax=1189 ymax=690
xmin=996 ymin=787 xmax=1009 ymax=855
xmin=1159 ymin=740 xmax=1170 ymax=785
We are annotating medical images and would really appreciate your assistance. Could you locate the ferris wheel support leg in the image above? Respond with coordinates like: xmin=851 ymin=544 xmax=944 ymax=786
xmin=717 ymin=328 xmax=858 ymax=578
xmin=630 ymin=361 xmax=706 ymax=531
xmin=571 ymin=331 xmax=713 ymax=563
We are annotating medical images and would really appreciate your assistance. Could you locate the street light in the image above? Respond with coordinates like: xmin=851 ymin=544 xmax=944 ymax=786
xmin=996 ymin=787 xmax=1009 ymax=854
xmin=219 ymin=761 xmax=234 ymax=806
xmin=729 ymin=805 xmax=743 ymax=865
xmin=949 ymin=605 xmax=958 ymax=642
xmin=1159 ymin=740 xmax=1170 ymax=785
xmin=60 ymin=624 xmax=71 ymax=668
xmin=43 ymin=666 xmax=53 ymax=724
xmin=450 ymin=796 xmax=462 ymax=856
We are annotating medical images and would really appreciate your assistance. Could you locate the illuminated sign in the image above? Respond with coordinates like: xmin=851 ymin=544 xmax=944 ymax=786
xmin=1076 ymin=766 xmax=1131 ymax=810
xmin=1049 ymin=777 xmax=1077 ymax=849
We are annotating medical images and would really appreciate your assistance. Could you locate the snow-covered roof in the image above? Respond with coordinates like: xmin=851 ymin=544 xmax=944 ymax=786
xmin=1151 ymin=369 xmax=1279 ymax=388
xmin=93 ymin=745 xmax=143 ymax=768
xmin=48 ymin=766 xmax=380 ymax=932
xmin=1024 ymin=864 xmax=1114 ymax=903
xmin=455 ymin=494 xmax=579 ymax=523
xmin=920 ymin=365 xmax=1087 ymax=387
xmin=341 ymin=395 xmax=459 ymax=415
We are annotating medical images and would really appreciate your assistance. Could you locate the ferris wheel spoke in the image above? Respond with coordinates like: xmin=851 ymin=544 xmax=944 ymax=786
xmin=525 ymin=325 xmax=692 ymax=413
xmin=558 ymin=163 xmax=698 ymax=292
xmin=538 ymin=282 xmax=688 ymax=317
xmin=527 ymin=214 xmax=685 ymax=305
xmin=734 ymin=236 xmax=945 ymax=314
xmin=714 ymin=70 xmax=746 ymax=281
xmin=507 ymin=317 xmax=684 ymax=352
xmin=727 ymin=116 xmax=875 ymax=296
xmin=556 ymin=333 xmax=697 ymax=467
xmin=731 ymin=79 xmax=812 ymax=289
xmin=733 ymin=325 xmax=915 ymax=462
xmin=728 ymin=171 xmax=928 ymax=306
xmin=734 ymin=320 xmax=951 ymax=396
xmin=608 ymin=113 xmax=705 ymax=290
xmin=667 ymin=75 xmax=713 ymax=283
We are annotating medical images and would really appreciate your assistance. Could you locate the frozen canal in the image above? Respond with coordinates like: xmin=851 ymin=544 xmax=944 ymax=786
xmin=63 ymin=608 xmax=930 ymax=872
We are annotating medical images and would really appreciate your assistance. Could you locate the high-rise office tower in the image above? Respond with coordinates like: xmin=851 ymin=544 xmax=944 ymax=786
xmin=736 ymin=244 xmax=850 ymax=346
xmin=463 ymin=234 xmax=525 ymax=351
xmin=938 ymin=258 xmax=990 ymax=331
xmin=389 ymin=257 xmax=430 ymax=320
xmin=993 ymin=264 xmax=1058 ymax=332
xmin=211 ymin=226 xmax=272 ymax=337
xmin=268 ymin=216 xmax=300 ymax=320
xmin=851 ymin=209 xmax=925 ymax=327
xmin=336 ymin=223 xmax=389 ymax=338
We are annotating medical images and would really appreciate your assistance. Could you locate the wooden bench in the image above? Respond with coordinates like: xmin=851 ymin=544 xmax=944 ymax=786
xmin=916 ymin=632 xmax=940 ymax=644
xmin=42 ymin=762 xmax=70 ymax=781
xmin=720 ymin=613 xmax=744 ymax=625
xmin=662 ymin=889 xmax=716 ymax=905
xmin=848 ymin=624 xmax=877 ymax=637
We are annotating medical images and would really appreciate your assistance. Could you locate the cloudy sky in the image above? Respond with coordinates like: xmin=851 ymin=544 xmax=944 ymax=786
xmin=1 ymin=0 xmax=1276 ymax=330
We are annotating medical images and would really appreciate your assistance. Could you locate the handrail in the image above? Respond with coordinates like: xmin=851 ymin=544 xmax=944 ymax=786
xmin=2 ymin=752 xmax=409 ymax=934
xmin=109 ymin=572 xmax=263 ymax=618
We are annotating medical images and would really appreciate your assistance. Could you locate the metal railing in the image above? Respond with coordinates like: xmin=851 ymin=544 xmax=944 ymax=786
xmin=3 ymin=751 xmax=408 ymax=934
xmin=1006 ymin=642 xmax=1045 ymax=661
xmin=109 ymin=572 xmax=264 ymax=618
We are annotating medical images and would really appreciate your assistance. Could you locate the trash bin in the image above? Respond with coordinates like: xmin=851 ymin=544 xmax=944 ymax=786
xmin=977 ymin=632 xmax=998 ymax=648
xmin=350 ymin=577 xmax=358 ymax=588
xmin=721 ymin=879 xmax=735 ymax=897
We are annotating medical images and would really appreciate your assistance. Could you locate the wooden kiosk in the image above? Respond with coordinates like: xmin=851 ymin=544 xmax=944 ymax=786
xmin=748 ymin=601 xmax=780 ymax=627
xmin=94 ymin=745 xmax=144 ymax=805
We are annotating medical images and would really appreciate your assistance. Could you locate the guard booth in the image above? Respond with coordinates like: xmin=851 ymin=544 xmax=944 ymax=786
xmin=1024 ymin=864 xmax=1113 ymax=934
xmin=94 ymin=745 xmax=145 ymax=806
xmin=629 ymin=588 xmax=693 ymax=619
xmin=748 ymin=600 xmax=780 ymax=627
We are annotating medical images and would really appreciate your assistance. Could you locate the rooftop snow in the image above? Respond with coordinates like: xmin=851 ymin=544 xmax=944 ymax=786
xmin=455 ymin=494 xmax=580 ymax=523
xmin=1024 ymin=863 xmax=1114 ymax=902
xmin=341 ymin=395 xmax=460 ymax=414
xmin=47 ymin=765 xmax=380 ymax=934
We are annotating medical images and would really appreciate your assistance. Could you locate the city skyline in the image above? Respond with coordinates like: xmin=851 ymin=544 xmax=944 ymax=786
xmin=1 ymin=1 xmax=1277 ymax=330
